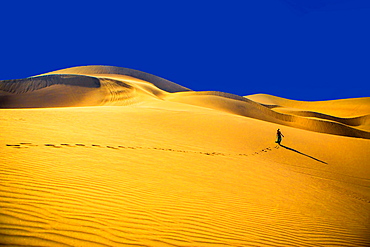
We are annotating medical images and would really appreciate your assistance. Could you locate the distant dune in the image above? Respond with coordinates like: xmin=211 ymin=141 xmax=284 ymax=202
xmin=38 ymin=65 xmax=191 ymax=93
xmin=1 ymin=65 xmax=369 ymax=139
xmin=1 ymin=65 xmax=370 ymax=246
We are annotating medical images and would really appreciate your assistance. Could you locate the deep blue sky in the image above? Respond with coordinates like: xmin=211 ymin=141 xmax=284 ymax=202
xmin=1 ymin=0 xmax=369 ymax=100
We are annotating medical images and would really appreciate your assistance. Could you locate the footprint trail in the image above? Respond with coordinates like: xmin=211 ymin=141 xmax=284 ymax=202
xmin=5 ymin=142 xmax=274 ymax=158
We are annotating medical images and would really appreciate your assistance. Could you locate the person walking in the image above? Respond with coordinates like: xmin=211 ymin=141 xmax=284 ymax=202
xmin=275 ymin=129 xmax=284 ymax=145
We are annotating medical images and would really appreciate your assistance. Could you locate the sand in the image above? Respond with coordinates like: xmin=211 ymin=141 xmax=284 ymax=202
xmin=1 ymin=65 xmax=369 ymax=246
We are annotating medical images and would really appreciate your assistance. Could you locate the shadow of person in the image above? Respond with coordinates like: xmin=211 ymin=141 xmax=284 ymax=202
xmin=280 ymin=144 xmax=327 ymax=164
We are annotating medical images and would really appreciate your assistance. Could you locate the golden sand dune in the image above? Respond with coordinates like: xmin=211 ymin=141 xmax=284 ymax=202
xmin=246 ymin=93 xmax=370 ymax=117
xmin=247 ymin=94 xmax=370 ymax=135
xmin=39 ymin=65 xmax=191 ymax=93
xmin=1 ymin=66 xmax=370 ymax=246
xmin=166 ymin=91 xmax=370 ymax=139
xmin=1 ymin=65 xmax=369 ymax=139
xmin=0 ymin=66 xmax=185 ymax=108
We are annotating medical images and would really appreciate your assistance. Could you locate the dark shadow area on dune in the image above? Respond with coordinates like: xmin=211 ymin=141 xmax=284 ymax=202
xmin=280 ymin=145 xmax=327 ymax=164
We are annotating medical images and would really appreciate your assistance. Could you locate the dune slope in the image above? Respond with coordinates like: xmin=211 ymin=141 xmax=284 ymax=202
xmin=166 ymin=91 xmax=370 ymax=139
xmin=38 ymin=65 xmax=191 ymax=93
xmin=1 ymin=65 xmax=369 ymax=139
xmin=1 ymin=66 xmax=370 ymax=246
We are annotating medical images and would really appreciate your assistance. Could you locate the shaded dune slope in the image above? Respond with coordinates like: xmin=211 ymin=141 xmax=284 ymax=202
xmin=246 ymin=93 xmax=370 ymax=117
xmin=274 ymin=110 xmax=370 ymax=130
xmin=0 ymin=73 xmax=166 ymax=108
xmin=246 ymin=93 xmax=370 ymax=134
xmin=0 ymin=75 xmax=103 ymax=108
xmin=39 ymin=65 xmax=191 ymax=93
xmin=0 ymin=74 xmax=100 ymax=93
xmin=166 ymin=91 xmax=370 ymax=139
xmin=1 ymin=65 xmax=369 ymax=139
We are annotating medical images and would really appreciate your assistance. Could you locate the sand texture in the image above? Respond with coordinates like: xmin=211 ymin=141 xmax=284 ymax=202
xmin=1 ymin=66 xmax=369 ymax=246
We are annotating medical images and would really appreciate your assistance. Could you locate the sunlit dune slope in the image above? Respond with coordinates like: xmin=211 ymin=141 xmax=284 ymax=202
xmin=166 ymin=91 xmax=370 ymax=139
xmin=246 ymin=93 xmax=370 ymax=133
xmin=246 ymin=93 xmax=370 ymax=117
xmin=0 ymin=74 xmax=167 ymax=108
xmin=1 ymin=65 xmax=369 ymax=139
xmin=1 ymin=65 xmax=370 ymax=246
xmin=38 ymin=65 xmax=191 ymax=93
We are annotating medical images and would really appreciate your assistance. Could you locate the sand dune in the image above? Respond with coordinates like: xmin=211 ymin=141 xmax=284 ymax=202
xmin=0 ymin=73 xmax=164 ymax=108
xmin=1 ymin=66 xmax=369 ymax=139
xmin=246 ymin=93 xmax=370 ymax=117
xmin=1 ymin=66 xmax=370 ymax=246
xmin=0 ymin=75 xmax=104 ymax=108
xmin=165 ymin=91 xmax=370 ymax=139
xmin=38 ymin=65 xmax=191 ymax=93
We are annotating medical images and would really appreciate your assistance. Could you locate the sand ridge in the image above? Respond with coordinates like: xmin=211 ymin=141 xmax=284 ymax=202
xmin=1 ymin=66 xmax=370 ymax=246
xmin=1 ymin=65 xmax=369 ymax=139
xmin=246 ymin=93 xmax=370 ymax=117
xmin=38 ymin=65 xmax=191 ymax=93
xmin=165 ymin=91 xmax=370 ymax=139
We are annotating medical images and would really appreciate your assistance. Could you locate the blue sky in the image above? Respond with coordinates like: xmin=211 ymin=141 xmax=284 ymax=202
xmin=1 ymin=0 xmax=369 ymax=100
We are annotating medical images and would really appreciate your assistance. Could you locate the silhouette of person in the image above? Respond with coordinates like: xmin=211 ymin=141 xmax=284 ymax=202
xmin=275 ymin=129 xmax=284 ymax=145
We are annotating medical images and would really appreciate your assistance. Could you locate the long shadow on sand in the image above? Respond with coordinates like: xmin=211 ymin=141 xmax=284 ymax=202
xmin=280 ymin=145 xmax=327 ymax=164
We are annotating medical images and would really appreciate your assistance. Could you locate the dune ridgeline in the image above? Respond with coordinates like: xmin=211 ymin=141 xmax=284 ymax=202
xmin=1 ymin=65 xmax=369 ymax=246
xmin=1 ymin=65 xmax=369 ymax=139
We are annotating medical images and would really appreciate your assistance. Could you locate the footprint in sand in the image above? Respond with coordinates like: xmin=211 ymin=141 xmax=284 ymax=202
xmin=6 ymin=143 xmax=42 ymax=148
xmin=20 ymin=143 xmax=38 ymax=146
xmin=6 ymin=143 xmax=270 ymax=159
xmin=6 ymin=144 xmax=28 ymax=149
xmin=107 ymin=146 xmax=119 ymax=149
xmin=44 ymin=144 xmax=62 ymax=148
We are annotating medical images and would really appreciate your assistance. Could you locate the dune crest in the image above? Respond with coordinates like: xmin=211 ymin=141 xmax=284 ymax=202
xmin=38 ymin=65 xmax=191 ymax=93
xmin=246 ymin=93 xmax=370 ymax=117
xmin=1 ymin=65 xmax=369 ymax=139
xmin=1 ymin=65 xmax=370 ymax=246
xmin=165 ymin=91 xmax=370 ymax=139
